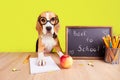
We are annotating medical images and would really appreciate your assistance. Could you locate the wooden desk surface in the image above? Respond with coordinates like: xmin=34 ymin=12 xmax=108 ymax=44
xmin=0 ymin=52 xmax=120 ymax=80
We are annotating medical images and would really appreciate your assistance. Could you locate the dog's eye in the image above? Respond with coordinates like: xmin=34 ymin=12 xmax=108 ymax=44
xmin=51 ymin=17 xmax=55 ymax=21
xmin=50 ymin=17 xmax=56 ymax=25
xmin=41 ymin=18 xmax=46 ymax=22
xmin=40 ymin=17 xmax=47 ymax=25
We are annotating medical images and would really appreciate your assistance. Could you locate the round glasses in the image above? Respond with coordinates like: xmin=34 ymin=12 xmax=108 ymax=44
xmin=38 ymin=17 xmax=59 ymax=25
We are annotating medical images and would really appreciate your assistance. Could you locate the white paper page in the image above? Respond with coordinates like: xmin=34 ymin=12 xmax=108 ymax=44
xmin=29 ymin=56 xmax=60 ymax=74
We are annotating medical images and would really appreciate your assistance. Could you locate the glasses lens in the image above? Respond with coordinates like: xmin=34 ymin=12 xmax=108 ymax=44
xmin=39 ymin=17 xmax=47 ymax=25
xmin=50 ymin=17 xmax=56 ymax=25
xmin=50 ymin=17 xmax=59 ymax=25
xmin=55 ymin=18 xmax=59 ymax=25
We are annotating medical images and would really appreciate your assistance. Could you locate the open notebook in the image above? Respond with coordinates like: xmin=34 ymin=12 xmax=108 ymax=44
xmin=29 ymin=56 xmax=60 ymax=74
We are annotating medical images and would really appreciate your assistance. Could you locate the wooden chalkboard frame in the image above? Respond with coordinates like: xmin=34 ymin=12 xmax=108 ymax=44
xmin=66 ymin=26 xmax=112 ymax=59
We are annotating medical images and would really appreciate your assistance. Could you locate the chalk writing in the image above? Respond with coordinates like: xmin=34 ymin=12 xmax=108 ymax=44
xmin=69 ymin=50 xmax=74 ymax=55
xmin=103 ymin=30 xmax=107 ymax=35
xmin=77 ymin=45 xmax=100 ymax=53
xmin=73 ymin=31 xmax=86 ymax=37
xmin=86 ymin=37 xmax=94 ymax=43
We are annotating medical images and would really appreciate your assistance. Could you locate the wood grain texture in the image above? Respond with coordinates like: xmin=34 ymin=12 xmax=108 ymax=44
xmin=0 ymin=52 xmax=120 ymax=80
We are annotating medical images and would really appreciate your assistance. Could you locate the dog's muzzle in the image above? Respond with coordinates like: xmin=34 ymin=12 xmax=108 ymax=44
xmin=42 ymin=21 xmax=54 ymax=35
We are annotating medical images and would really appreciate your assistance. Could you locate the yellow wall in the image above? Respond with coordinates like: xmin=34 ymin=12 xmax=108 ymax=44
xmin=0 ymin=0 xmax=120 ymax=52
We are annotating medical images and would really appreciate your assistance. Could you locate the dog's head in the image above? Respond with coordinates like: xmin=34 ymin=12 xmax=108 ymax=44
xmin=36 ymin=11 xmax=60 ymax=38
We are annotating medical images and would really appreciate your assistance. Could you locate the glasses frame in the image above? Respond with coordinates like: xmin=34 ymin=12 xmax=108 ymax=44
xmin=38 ymin=17 xmax=59 ymax=25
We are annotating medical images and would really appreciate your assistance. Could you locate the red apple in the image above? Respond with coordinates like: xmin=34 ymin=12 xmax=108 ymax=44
xmin=60 ymin=55 xmax=73 ymax=69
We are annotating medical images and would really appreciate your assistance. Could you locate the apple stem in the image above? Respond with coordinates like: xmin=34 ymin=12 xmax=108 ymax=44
xmin=57 ymin=51 xmax=64 ymax=57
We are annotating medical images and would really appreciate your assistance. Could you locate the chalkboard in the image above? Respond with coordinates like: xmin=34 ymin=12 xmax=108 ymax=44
xmin=66 ymin=26 xmax=112 ymax=59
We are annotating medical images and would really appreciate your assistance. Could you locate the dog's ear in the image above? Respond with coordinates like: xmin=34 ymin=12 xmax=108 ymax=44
xmin=36 ymin=16 xmax=42 ymax=35
xmin=54 ymin=15 xmax=60 ymax=35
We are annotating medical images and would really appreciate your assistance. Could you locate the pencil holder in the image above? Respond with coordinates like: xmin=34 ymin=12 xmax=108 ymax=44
xmin=105 ymin=48 xmax=120 ymax=64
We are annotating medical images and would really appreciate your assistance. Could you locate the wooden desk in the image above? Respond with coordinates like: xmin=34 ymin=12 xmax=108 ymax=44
xmin=0 ymin=52 xmax=120 ymax=80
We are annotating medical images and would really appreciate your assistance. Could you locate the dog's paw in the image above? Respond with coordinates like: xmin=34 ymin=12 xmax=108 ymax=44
xmin=37 ymin=58 xmax=46 ymax=66
xmin=37 ymin=52 xmax=46 ymax=66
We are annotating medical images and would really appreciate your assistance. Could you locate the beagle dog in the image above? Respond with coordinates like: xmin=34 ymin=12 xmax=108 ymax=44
xmin=36 ymin=11 xmax=64 ymax=66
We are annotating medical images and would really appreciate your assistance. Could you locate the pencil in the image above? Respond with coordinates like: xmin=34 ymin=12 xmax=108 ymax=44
xmin=23 ymin=55 xmax=31 ymax=64
xmin=109 ymin=38 xmax=112 ymax=48
xmin=102 ymin=37 xmax=109 ymax=48
xmin=112 ymin=36 xmax=116 ymax=48
xmin=115 ymin=36 xmax=119 ymax=48
xmin=117 ymin=40 xmax=120 ymax=48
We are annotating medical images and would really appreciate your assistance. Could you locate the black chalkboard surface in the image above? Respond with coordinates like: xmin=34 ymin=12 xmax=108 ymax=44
xmin=66 ymin=26 xmax=112 ymax=59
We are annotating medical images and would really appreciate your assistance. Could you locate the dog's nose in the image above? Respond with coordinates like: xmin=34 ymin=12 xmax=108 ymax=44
xmin=46 ymin=27 xmax=52 ymax=31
